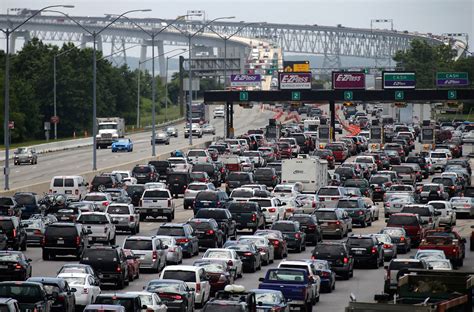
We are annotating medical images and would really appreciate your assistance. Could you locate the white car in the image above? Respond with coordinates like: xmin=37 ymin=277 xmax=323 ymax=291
xmin=213 ymin=107 xmax=225 ymax=119
xmin=429 ymin=150 xmax=451 ymax=171
xmin=354 ymin=155 xmax=377 ymax=173
xmin=239 ymin=156 xmax=255 ymax=172
xmin=155 ymin=235 xmax=183 ymax=265
xmin=57 ymin=273 xmax=101 ymax=307
xmin=126 ymin=292 xmax=167 ymax=312
xmin=184 ymin=123 xmax=203 ymax=138
xmin=424 ymin=258 xmax=453 ymax=271
xmin=271 ymin=184 xmax=301 ymax=198
xmin=167 ymin=157 xmax=192 ymax=172
xmin=111 ymin=170 xmax=137 ymax=184
xmin=248 ymin=197 xmax=284 ymax=224
xmin=225 ymin=139 xmax=244 ymax=155
xmin=82 ymin=192 xmax=113 ymax=212
xmin=428 ymin=201 xmax=456 ymax=225
xmin=187 ymin=149 xmax=211 ymax=164
xmin=230 ymin=188 xmax=255 ymax=202
xmin=202 ymin=248 xmax=243 ymax=279
xmin=77 ymin=212 xmax=116 ymax=244
xmin=160 ymin=265 xmax=211 ymax=306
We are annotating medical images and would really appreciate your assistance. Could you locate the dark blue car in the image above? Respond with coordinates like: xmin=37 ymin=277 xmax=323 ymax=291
xmin=193 ymin=190 xmax=230 ymax=215
xmin=251 ymin=289 xmax=289 ymax=312
xmin=310 ymin=259 xmax=336 ymax=293
xmin=13 ymin=193 xmax=39 ymax=219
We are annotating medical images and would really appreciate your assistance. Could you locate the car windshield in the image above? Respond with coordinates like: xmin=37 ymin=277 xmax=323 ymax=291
xmin=427 ymin=260 xmax=451 ymax=269
xmin=78 ymin=214 xmax=108 ymax=224
xmin=195 ymin=209 xmax=227 ymax=219
xmin=106 ymin=205 xmax=129 ymax=215
xmin=271 ymin=223 xmax=295 ymax=232
xmin=356 ymin=157 xmax=372 ymax=163
xmin=318 ymin=188 xmax=340 ymax=196
xmin=255 ymin=292 xmax=283 ymax=305
xmin=401 ymin=207 xmax=431 ymax=216
xmin=393 ymin=167 xmax=412 ymax=174
xmin=123 ymin=239 xmax=153 ymax=250
xmin=162 ymin=270 xmax=196 ymax=282
xmin=143 ymin=190 xmax=169 ymax=198
xmin=156 ymin=227 xmax=185 ymax=236
xmin=21 ymin=219 xmax=43 ymax=228
xmin=0 ymin=285 xmax=42 ymax=303
xmin=255 ymin=169 xmax=274 ymax=176
xmin=314 ymin=211 xmax=336 ymax=220
xmin=133 ymin=166 xmax=152 ymax=174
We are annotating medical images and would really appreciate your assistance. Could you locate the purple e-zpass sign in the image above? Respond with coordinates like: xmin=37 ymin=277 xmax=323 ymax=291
xmin=279 ymin=73 xmax=312 ymax=89
xmin=230 ymin=74 xmax=261 ymax=87
xmin=436 ymin=72 xmax=469 ymax=87
xmin=332 ymin=72 xmax=366 ymax=89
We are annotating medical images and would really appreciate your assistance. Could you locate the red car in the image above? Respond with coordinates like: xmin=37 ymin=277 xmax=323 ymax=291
xmin=386 ymin=213 xmax=424 ymax=247
xmin=277 ymin=142 xmax=292 ymax=159
xmin=325 ymin=142 xmax=349 ymax=163
xmin=124 ymin=249 xmax=140 ymax=281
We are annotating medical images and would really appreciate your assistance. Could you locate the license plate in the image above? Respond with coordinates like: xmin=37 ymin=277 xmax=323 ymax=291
xmin=153 ymin=209 xmax=159 ymax=212
xmin=0 ymin=265 xmax=7 ymax=269
xmin=140 ymin=255 xmax=145 ymax=260
xmin=65 ymin=190 xmax=72 ymax=194
xmin=57 ymin=240 xmax=64 ymax=245
xmin=354 ymin=250 xmax=363 ymax=254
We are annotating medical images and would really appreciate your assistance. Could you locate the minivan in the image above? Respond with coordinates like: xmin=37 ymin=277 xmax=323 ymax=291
xmin=50 ymin=176 xmax=88 ymax=201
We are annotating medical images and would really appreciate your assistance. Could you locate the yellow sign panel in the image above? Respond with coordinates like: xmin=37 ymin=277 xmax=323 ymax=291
xmin=284 ymin=66 xmax=293 ymax=72
xmin=293 ymin=63 xmax=310 ymax=72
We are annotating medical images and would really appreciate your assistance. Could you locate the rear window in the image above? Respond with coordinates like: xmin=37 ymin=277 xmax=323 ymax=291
xmin=389 ymin=261 xmax=424 ymax=270
xmin=344 ymin=180 xmax=368 ymax=187
xmin=83 ymin=195 xmax=107 ymax=201
xmin=92 ymin=176 xmax=112 ymax=185
xmin=228 ymin=202 xmax=258 ymax=212
xmin=188 ymin=221 xmax=212 ymax=230
xmin=156 ymin=227 xmax=185 ymax=236
xmin=313 ymin=244 xmax=345 ymax=255
xmin=195 ymin=192 xmax=218 ymax=201
xmin=162 ymin=270 xmax=196 ymax=282
xmin=188 ymin=150 xmax=206 ymax=157
xmin=271 ymin=223 xmax=296 ymax=232
xmin=255 ymin=169 xmax=274 ymax=176
xmin=370 ymin=176 xmax=389 ymax=184
xmin=126 ymin=185 xmax=145 ymax=195
xmin=289 ymin=216 xmax=311 ymax=225
xmin=13 ymin=195 xmax=35 ymax=205
xmin=431 ymin=153 xmax=447 ymax=158
xmin=388 ymin=215 xmax=419 ymax=226
xmin=188 ymin=184 xmax=209 ymax=191
xmin=422 ymin=185 xmax=440 ymax=192
xmin=46 ymin=226 xmax=77 ymax=237
xmin=314 ymin=211 xmax=337 ymax=220
xmin=195 ymin=209 xmax=228 ymax=219
xmin=227 ymin=173 xmax=251 ymax=181
xmin=143 ymin=190 xmax=169 ymax=198
xmin=193 ymin=164 xmax=213 ymax=173
xmin=393 ymin=167 xmax=413 ymax=174
xmin=0 ymin=285 xmax=43 ymax=303
xmin=94 ymin=297 xmax=134 ymax=311
xmin=64 ymin=179 xmax=75 ymax=187
xmin=123 ymin=239 xmax=153 ymax=250
xmin=82 ymin=249 xmax=118 ymax=262
xmin=133 ymin=166 xmax=152 ymax=173
xmin=0 ymin=198 xmax=14 ymax=206
xmin=326 ymin=144 xmax=343 ymax=151
xmin=432 ymin=178 xmax=453 ymax=186
xmin=231 ymin=190 xmax=253 ymax=198
xmin=106 ymin=205 xmax=129 ymax=215
xmin=318 ymin=188 xmax=340 ymax=196
xmin=347 ymin=238 xmax=373 ymax=247
xmin=337 ymin=200 xmax=360 ymax=209
xmin=248 ymin=199 xmax=271 ymax=208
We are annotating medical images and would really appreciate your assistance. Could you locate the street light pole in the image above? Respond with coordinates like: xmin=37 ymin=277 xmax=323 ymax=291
xmin=1 ymin=4 xmax=74 ymax=190
xmin=165 ymin=50 xmax=188 ymax=122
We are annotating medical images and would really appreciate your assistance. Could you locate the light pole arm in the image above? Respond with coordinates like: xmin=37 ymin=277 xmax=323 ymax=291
xmin=97 ymin=9 xmax=151 ymax=36
xmin=189 ymin=16 xmax=235 ymax=39
xmin=7 ymin=5 xmax=74 ymax=33
xmin=44 ymin=10 xmax=93 ymax=35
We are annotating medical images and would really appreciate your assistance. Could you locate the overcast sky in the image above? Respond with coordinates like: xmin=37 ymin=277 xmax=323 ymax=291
xmin=2 ymin=0 xmax=473 ymax=51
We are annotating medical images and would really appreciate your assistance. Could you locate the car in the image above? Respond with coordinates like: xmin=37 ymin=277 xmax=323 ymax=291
xmin=57 ymin=264 xmax=101 ymax=286
xmin=77 ymin=212 xmax=116 ymax=245
xmin=248 ymin=197 xmax=284 ymax=225
xmin=372 ymin=233 xmax=397 ymax=261
xmin=188 ymin=218 xmax=225 ymax=249
xmin=254 ymin=230 xmax=288 ymax=260
xmin=418 ymin=228 xmax=466 ymax=268
xmin=156 ymin=223 xmax=199 ymax=258
xmin=111 ymin=138 xmax=133 ymax=152
xmin=213 ymin=107 xmax=225 ymax=119
xmin=227 ymin=201 xmax=266 ymax=233
xmin=13 ymin=147 xmax=37 ymax=165
xmin=123 ymin=249 xmax=140 ymax=281
xmin=386 ymin=213 xmax=425 ymax=247
xmin=94 ymin=293 xmax=143 ymax=312
xmin=21 ymin=218 xmax=46 ymax=246
xmin=238 ymin=235 xmax=275 ymax=266
xmin=288 ymin=214 xmax=322 ymax=245
xmin=337 ymin=197 xmax=372 ymax=228
xmin=82 ymin=192 xmax=113 ymax=211
xmin=424 ymin=258 xmax=453 ymax=270
xmin=160 ymin=265 xmax=211 ymax=307
xmin=0 ymin=216 xmax=27 ymax=251
xmin=317 ymin=186 xmax=346 ymax=202
xmin=313 ymin=208 xmax=352 ymax=239
xmin=428 ymin=200 xmax=456 ymax=226
xmin=201 ymin=124 xmax=216 ymax=135
xmin=132 ymin=165 xmax=158 ymax=184
xmin=193 ymin=190 xmax=230 ymax=214
xmin=145 ymin=279 xmax=195 ymax=312
xmin=125 ymin=291 xmax=168 ymax=312
xmin=165 ymin=126 xmax=178 ymax=137
xmin=57 ymin=273 xmax=101 ymax=308
xmin=13 ymin=192 xmax=41 ymax=218
xmin=419 ymin=183 xmax=449 ymax=203
xmin=0 ymin=282 xmax=53 ymax=312
xmin=184 ymin=123 xmax=203 ymax=138
xmin=122 ymin=236 xmax=167 ymax=272
xmin=346 ymin=234 xmax=384 ymax=269
xmin=90 ymin=175 xmax=121 ymax=192
xmin=80 ymin=245 xmax=129 ymax=289
xmin=27 ymin=277 xmax=76 ymax=312
xmin=42 ymin=222 xmax=90 ymax=260
xmin=154 ymin=235 xmax=183 ymax=265
xmin=311 ymin=242 xmax=354 ymax=279
xmin=277 ymin=260 xmax=321 ymax=304
xmin=192 ymin=260 xmax=234 ymax=295
xmin=270 ymin=220 xmax=306 ymax=253
xmin=103 ymin=188 xmax=131 ymax=203
xmin=449 ymin=196 xmax=474 ymax=218
xmin=400 ymin=204 xmax=439 ymax=229
xmin=194 ymin=208 xmax=237 ymax=240
xmin=0 ymin=298 xmax=20 ymax=312
xmin=223 ymin=241 xmax=262 ymax=273
xmin=153 ymin=132 xmax=170 ymax=145
xmin=105 ymin=203 xmax=140 ymax=232
xmin=379 ymin=227 xmax=411 ymax=254
xmin=140 ymin=188 xmax=175 ymax=222
xmin=201 ymin=248 xmax=244 ymax=280
xmin=226 ymin=172 xmax=255 ymax=194
xmin=310 ymin=260 xmax=336 ymax=293
xmin=0 ymin=251 xmax=32 ymax=281
xmin=251 ymin=289 xmax=289 ymax=312
xmin=414 ymin=249 xmax=446 ymax=260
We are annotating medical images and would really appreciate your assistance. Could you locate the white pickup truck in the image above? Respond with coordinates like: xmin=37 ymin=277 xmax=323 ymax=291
xmin=139 ymin=189 xmax=175 ymax=222
xmin=77 ymin=212 xmax=116 ymax=244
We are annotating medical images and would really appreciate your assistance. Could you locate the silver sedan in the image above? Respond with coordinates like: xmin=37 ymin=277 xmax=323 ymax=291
xmin=155 ymin=235 xmax=183 ymax=265
xmin=372 ymin=233 xmax=397 ymax=261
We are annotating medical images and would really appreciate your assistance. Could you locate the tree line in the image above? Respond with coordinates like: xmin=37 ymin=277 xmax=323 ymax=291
xmin=0 ymin=39 xmax=221 ymax=143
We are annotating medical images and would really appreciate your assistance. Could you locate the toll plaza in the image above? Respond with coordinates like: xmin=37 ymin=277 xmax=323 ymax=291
xmin=204 ymin=89 xmax=474 ymax=139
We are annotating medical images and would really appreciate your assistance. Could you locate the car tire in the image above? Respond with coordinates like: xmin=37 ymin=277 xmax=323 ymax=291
xmin=360 ymin=221 xmax=366 ymax=228
xmin=167 ymin=214 xmax=172 ymax=222
xmin=116 ymin=278 xmax=125 ymax=290
xmin=131 ymin=226 xmax=137 ymax=235
xmin=42 ymin=251 xmax=50 ymax=261
xmin=20 ymin=240 xmax=27 ymax=251
xmin=110 ymin=236 xmax=116 ymax=245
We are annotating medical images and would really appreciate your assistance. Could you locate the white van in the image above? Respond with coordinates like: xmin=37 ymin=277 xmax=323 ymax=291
xmin=49 ymin=176 xmax=88 ymax=201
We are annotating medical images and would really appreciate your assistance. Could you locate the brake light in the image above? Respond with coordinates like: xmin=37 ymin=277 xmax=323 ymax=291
xmin=272 ymin=240 xmax=279 ymax=246
xmin=358 ymin=210 xmax=364 ymax=215
xmin=206 ymin=230 xmax=215 ymax=235
xmin=385 ymin=268 xmax=390 ymax=281
xmin=371 ymin=247 xmax=377 ymax=254
xmin=139 ymin=200 xmax=143 ymax=207
xmin=343 ymin=257 xmax=349 ymax=264
xmin=400 ymin=236 xmax=406 ymax=242
xmin=102 ymin=201 xmax=109 ymax=207
xmin=168 ymin=199 xmax=172 ymax=207
xmin=176 ymin=238 xmax=190 ymax=244
xmin=336 ymin=221 xmax=341 ymax=225
xmin=295 ymin=233 xmax=301 ymax=239
xmin=41 ymin=237 xmax=45 ymax=246
xmin=464 ymin=204 xmax=470 ymax=208
xmin=34 ymin=229 xmax=41 ymax=235
xmin=82 ymin=288 xmax=89 ymax=294
xmin=116 ymin=265 xmax=121 ymax=272
xmin=244 ymin=252 xmax=253 ymax=256
xmin=75 ymin=189 xmax=79 ymax=195
xmin=57 ymin=295 xmax=65 ymax=302
xmin=227 ymin=260 xmax=233 ymax=266
xmin=321 ymin=271 xmax=330 ymax=277
xmin=308 ymin=224 xmax=316 ymax=230
xmin=195 ymin=283 xmax=201 ymax=293
xmin=12 ymin=229 xmax=16 ymax=238
xmin=251 ymin=214 xmax=257 ymax=222
xmin=268 ymin=208 xmax=276 ymax=213
xmin=312 ymin=201 xmax=316 ymax=208
xmin=130 ymin=216 xmax=134 ymax=222
xmin=311 ymin=255 xmax=316 ymax=260
xmin=14 ymin=263 xmax=22 ymax=269
xmin=76 ymin=236 xmax=81 ymax=246
xmin=383 ymin=244 xmax=392 ymax=248
xmin=152 ymin=251 xmax=158 ymax=261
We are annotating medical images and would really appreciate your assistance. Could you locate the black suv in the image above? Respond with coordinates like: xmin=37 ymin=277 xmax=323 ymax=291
xmin=288 ymin=214 xmax=322 ymax=245
xmin=80 ymin=245 xmax=129 ymax=289
xmin=405 ymin=156 xmax=429 ymax=179
xmin=194 ymin=208 xmax=237 ymax=240
xmin=227 ymin=202 xmax=265 ymax=233
xmin=156 ymin=223 xmax=199 ymax=258
xmin=226 ymin=172 xmax=254 ymax=194
xmin=132 ymin=164 xmax=158 ymax=184
xmin=90 ymin=175 xmax=120 ymax=192
xmin=0 ymin=282 xmax=53 ymax=312
xmin=125 ymin=184 xmax=146 ymax=207
xmin=0 ymin=197 xmax=22 ymax=218
xmin=346 ymin=234 xmax=384 ymax=269
xmin=27 ymin=277 xmax=76 ymax=312
xmin=94 ymin=293 xmax=143 ymax=312
xmin=0 ymin=217 xmax=27 ymax=251
xmin=312 ymin=242 xmax=354 ymax=279
xmin=192 ymin=163 xmax=222 ymax=187
xmin=42 ymin=223 xmax=90 ymax=260
xmin=188 ymin=218 xmax=225 ymax=248
xmin=270 ymin=221 xmax=306 ymax=253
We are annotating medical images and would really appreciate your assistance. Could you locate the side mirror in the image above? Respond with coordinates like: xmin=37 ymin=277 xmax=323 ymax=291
xmin=141 ymin=305 xmax=148 ymax=310
xmin=258 ymin=277 xmax=265 ymax=282
xmin=162 ymin=245 xmax=168 ymax=249
xmin=27 ymin=258 xmax=32 ymax=262
xmin=85 ymin=182 xmax=89 ymax=187
xmin=70 ymin=288 xmax=77 ymax=293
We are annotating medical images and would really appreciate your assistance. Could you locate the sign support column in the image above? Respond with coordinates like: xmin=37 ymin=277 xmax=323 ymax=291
xmin=229 ymin=102 xmax=234 ymax=138
xmin=329 ymin=100 xmax=336 ymax=142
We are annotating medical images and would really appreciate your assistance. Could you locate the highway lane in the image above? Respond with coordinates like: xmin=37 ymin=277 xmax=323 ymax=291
xmin=0 ymin=105 xmax=274 ymax=191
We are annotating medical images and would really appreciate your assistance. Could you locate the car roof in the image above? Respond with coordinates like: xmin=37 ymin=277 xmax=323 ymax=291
xmin=163 ymin=265 xmax=200 ymax=272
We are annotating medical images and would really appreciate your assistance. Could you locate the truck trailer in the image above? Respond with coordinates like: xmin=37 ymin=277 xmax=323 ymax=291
xmin=281 ymin=155 xmax=328 ymax=193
